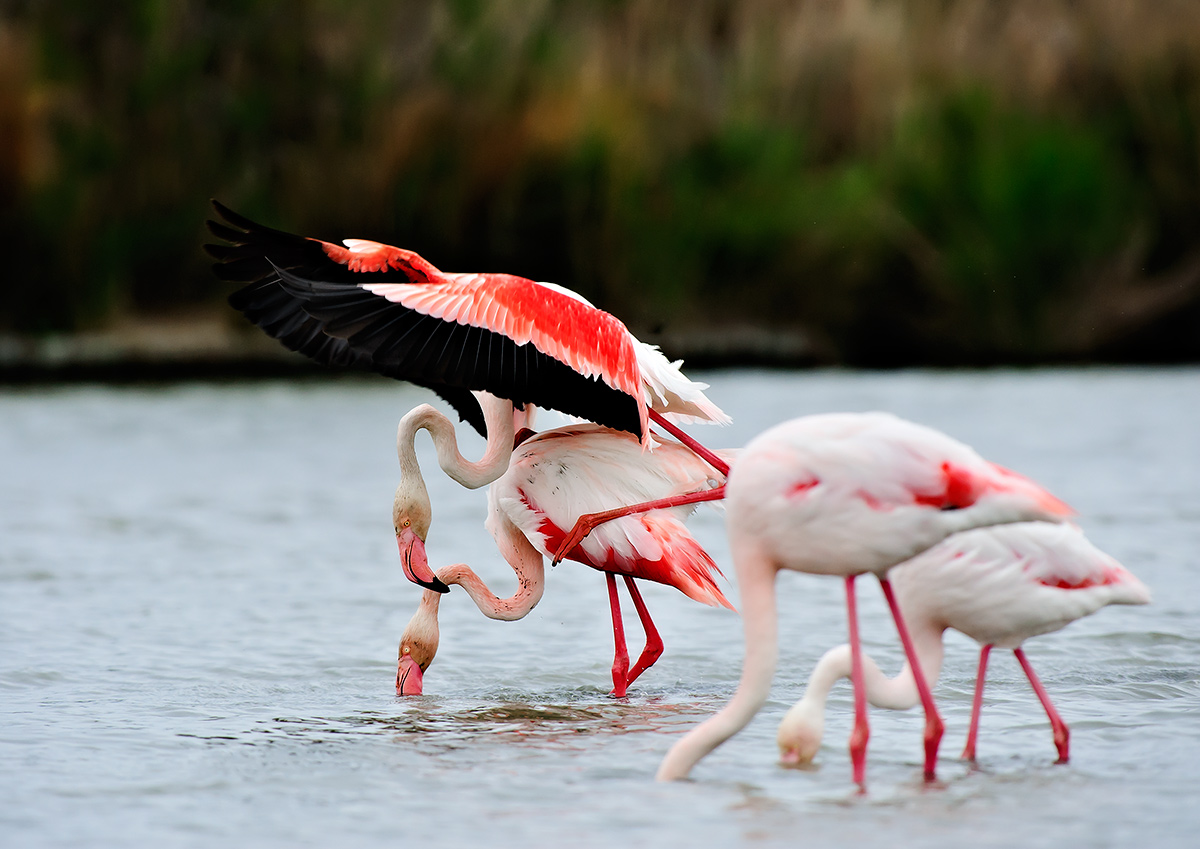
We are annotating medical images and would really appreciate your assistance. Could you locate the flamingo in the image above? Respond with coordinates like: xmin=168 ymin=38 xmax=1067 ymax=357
xmin=776 ymin=522 xmax=1150 ymax=768
xmin=204 ymin=202 xmax=731 ymax=487
xmin=393 ymin=422 xmax=736 ymax=697
xmin=655 ymin=411 xmax=1075 ymax=788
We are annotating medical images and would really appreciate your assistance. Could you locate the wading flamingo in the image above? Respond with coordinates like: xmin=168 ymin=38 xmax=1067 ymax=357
xmin=204 ymin=202 xmax=730 ymax=482
xmin=394 ymin=422 xmax=736 ymax=697
xmin=655 ymin=411 xmax=1075 ymax=789
xmin=776 ymin=522 xmax=1149 ymax=767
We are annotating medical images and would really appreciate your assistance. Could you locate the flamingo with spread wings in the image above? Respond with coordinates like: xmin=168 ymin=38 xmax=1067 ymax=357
xmin=776 ymin=522 xmax=1150 ymax=768
xmin=393 ymin=422 xmax=736 ymax=698
xmin=204 ymin=201 xmax=729 ymax=471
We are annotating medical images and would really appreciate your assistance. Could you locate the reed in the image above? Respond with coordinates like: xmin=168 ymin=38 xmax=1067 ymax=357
xmin=3 ymin=0 xmax=1198 ymax=362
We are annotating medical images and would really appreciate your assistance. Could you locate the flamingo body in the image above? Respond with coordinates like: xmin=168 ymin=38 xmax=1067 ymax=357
xmin=494 ymin=426 xmax=733 ymax=609
xmin=208 ymin=203 xmax=731 ymax=582
xmin=776 ymin=521 xmax=1149 ymax=765
xmin=396 ymin=423 xmax=733 ymax=696
xmin=728 ymin=413 xmax=1072 ymax=579
xmin=656 ymin=411 xmax=1074 ymax=787
xmin=892 ymin=521 xmax=1149 ymax=649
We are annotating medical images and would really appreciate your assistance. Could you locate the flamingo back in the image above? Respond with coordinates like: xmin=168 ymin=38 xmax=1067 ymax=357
xmin=362 ymin=272 xmax=644 ymax=422
xmin=491 ymin=425 xmax=732 ymax=609
xmin=726 ymin=412 xmax=1074 ymax=578
xmin=892 ymin=522 xmax=1150 ymax=648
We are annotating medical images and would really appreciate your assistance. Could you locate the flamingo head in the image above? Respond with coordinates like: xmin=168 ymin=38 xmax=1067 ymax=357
xmin=393 ymin=481 xmax=449 ymax=593
xmin=396 ymin=590 xmax=442 ymax=696
xmin=776 ymin=699 xmax=824 ymax=768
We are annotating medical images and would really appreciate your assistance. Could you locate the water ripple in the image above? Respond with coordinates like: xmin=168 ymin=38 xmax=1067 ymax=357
xmin=3 ymin=371 xmax=1199 ymax=849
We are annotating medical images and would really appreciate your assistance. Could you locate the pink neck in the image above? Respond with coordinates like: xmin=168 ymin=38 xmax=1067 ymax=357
xmin=657 ymin=540 xmax=778 ymax=780
xmin=438 ymin=542 xmax=545 ymax=623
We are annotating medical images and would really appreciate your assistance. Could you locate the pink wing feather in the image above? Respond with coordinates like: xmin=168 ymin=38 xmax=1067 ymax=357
xmin=493 ymin=425 xmax=730 ymax=608
xmin=319 ymin=239 xmax=649 ymax=437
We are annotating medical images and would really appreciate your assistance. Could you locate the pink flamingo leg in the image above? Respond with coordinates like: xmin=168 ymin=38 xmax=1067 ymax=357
xmin=621 ymin=577 xmax=664 ymax=688
xmin=551 ymin=486 xmax=726 ymax=565
xmin=962 ymin=644 xmax=993 ymax=761
xmin=648 ymin=409 xmax=730 ymax=476
xmin=606 ymin=572 xmax=631 ymax=698
xmin=1013 ymin=647 xmax=1070 ymax=764
xmin=845 ymin=574 xmax=870 ymax=791
xmin=878 ymin=577 xmax=945 ymax=782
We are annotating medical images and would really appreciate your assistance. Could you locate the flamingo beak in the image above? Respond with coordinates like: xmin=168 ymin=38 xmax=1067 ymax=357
xmin=396 ymin=527 xmax=450 ymax=593
xmin=396 ymin=655 xmax=425 ymax=696
xmin=779 ymin=747 xmax=807 ymax=767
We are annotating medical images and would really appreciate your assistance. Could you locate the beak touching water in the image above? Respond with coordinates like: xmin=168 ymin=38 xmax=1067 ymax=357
xmin=396 ymin=527 xmax=450 ymax=593
xmin=396 ymin=654 xmax=424 ymax=695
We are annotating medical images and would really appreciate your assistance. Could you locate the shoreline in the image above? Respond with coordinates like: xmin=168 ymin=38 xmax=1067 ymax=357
xmin=2 ymin=311 xmax=1195 ymax=383
xmin=0 ymin=312 xmax=829 ymax=382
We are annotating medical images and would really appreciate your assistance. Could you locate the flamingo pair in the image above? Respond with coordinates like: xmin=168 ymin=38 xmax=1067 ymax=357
xmin=655 ymin=413 xmax=1148 ymax=789
xmin=393 ymin=418 xmax=735 ymax=697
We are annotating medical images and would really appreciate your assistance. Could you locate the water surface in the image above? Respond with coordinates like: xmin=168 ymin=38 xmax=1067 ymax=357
xmin=2 ymin=368 xmax=1197 ymax=848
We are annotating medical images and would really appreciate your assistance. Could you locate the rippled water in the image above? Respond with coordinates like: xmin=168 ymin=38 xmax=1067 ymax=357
xmin=2 ymin=368 xmax=1198 ymax=848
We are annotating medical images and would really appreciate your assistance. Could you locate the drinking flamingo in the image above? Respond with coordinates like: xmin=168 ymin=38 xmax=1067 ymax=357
xmin=394 ymin=421 xmax=736 ymax=697
xmin=655 ymin=411 xmax=1075 ymax=788
xmin=776 ymin=521 xmax=1150 ymax=768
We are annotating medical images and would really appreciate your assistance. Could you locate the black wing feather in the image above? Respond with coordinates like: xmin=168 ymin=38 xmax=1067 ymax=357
xmin=206 ymin=201 xmax=641 ymax=437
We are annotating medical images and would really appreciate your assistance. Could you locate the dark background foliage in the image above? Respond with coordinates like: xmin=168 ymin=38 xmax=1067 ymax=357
xmin=3 ymin=0 xmax=1199 ymax=365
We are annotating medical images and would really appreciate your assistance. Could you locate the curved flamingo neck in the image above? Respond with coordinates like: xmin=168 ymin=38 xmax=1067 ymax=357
xmin=400 ymin=537 xmax=546 ymax=673
xmin=657 ymin=540 xmax=779 ymax=781
xmin=433 ymin=515 xmax=547 ymax=622
xmin=777 ymin=622 xmax=944 ymax=760
xmin=438 ymin=560 xmax=545 ymax=622
xmin=796 ymin=641 xmax=931 ymax=718
xmin=406 ymin=590 xmax=442 ymax=645
xmin=831 ymin=616 xmax=946 ymax=709
xmin=397 ymin=392 xmax=516 ymax=491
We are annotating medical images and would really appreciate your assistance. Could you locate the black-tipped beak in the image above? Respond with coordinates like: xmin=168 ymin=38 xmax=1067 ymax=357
xmin=420 ymin=575 xmax=451 ymax=594
xmin=397 ymin=527 xmax=451 ymax=593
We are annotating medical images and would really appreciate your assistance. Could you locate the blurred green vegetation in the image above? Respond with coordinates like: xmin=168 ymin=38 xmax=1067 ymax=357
xmin=2 ymin=0 xmax=1199 ymax=364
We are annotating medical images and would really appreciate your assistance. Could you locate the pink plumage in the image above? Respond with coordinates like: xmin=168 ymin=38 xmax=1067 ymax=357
xmin=395 ymin=420 xmax=733 ymax=698
xmin=776 ymin=522 xmax=1149 ymax=767
xmin=894 ymin=521 xmax=1149 ymax=647
xmin=496 ymin=425 xmax=732 ymax=611
xmin=658 ymin=411 xmax=1075 ymax=788
xmin=360 ymin=271 xmax=645 ymax=428
xmin=207 ymin=201 xmax=728 ymax=444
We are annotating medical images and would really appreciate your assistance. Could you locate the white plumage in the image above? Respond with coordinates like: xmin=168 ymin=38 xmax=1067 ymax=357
xmin=657 ymin=411 xmax=1075 ymax=787
xmin=776 ymin=521 xmax=1149 ymax=766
